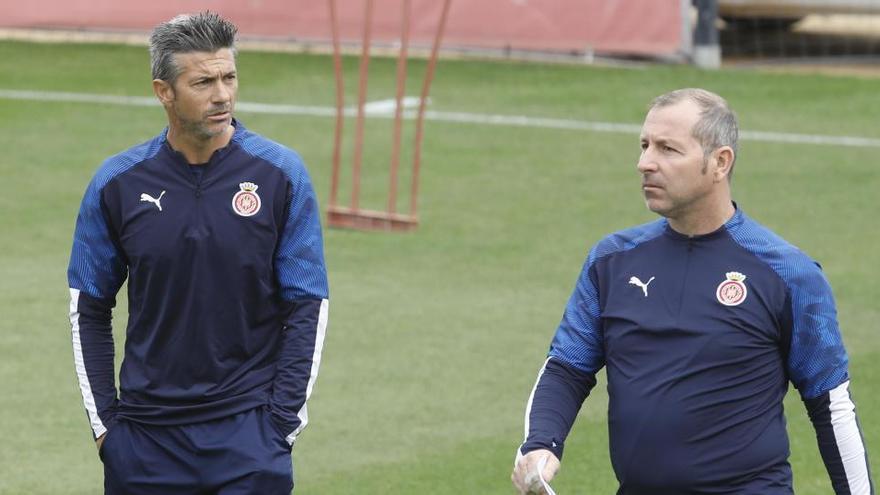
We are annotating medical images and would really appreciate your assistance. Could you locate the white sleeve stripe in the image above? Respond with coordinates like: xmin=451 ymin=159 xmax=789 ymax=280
xmin=523 ymin=357 xmax=551 ymax=443
xmin=829 ymin=380 xmax=872 ymax=494
xmin=515 ymin=356 xmax=552 ymax=467
xmin=287 ymin=298 xmax=329 ymax=445
xmin=69 ymin=288 xmax=107 ymax=438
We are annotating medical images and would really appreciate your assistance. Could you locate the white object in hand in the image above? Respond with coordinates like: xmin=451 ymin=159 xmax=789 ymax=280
xmin=536 ymin=454 xmax=557 ymax=495
xmin=525 ymin=454 xmax=557 ymax=495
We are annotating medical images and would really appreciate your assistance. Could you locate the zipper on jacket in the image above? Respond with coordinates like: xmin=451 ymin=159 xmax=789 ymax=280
xmin=676 ymin=240 xmax=694 ymax=319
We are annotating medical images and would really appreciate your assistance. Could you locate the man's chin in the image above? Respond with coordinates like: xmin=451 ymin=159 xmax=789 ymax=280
xmin=208 ymin=117 xmax=232 ymax=130
xmin=194 ymin=122 xmax=230 ymax=140
xmin=644 ymin=199 xmax=670 ymax=217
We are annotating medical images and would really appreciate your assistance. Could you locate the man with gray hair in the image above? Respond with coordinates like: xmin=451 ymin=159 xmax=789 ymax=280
xmin=512 ymin=88 xmax=872 ymax=494
xmin=67 ymin=11 xmax=328 ymax=494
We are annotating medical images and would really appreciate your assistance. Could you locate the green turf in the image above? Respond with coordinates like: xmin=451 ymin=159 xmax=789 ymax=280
xmin=0 ymin=40 xmax=877 ymax=494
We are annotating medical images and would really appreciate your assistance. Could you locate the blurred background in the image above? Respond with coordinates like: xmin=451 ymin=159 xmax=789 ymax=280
xmin=3 ymin=0 xmax=880 ymax=66
xmin=1 ymin=1 xmax=877 ymax=493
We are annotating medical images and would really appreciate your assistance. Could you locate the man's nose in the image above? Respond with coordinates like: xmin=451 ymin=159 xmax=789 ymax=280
xmin=212 ymin=81 xmax=231 ymax=103
xmin=637 ymin=150 xmax=657 ymax=173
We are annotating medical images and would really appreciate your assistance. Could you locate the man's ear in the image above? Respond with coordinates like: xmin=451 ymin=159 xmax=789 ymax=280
xmin=713 ymin=146 xmax=735 ymax=182
xmin=153 ymin=79 xmax=175 ymax=106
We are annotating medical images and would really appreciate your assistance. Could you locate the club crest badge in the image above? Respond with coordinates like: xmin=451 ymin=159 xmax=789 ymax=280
xmin=232 ymin=182 xmax=261 ymax=217
xmin=716 ymin=271 xmax=747 ymax=306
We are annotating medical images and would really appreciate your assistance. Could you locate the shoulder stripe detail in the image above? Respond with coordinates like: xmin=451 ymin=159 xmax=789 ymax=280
xmin=68 ymin=134 xmax=164 ymax=299
xmin=91 ymin=134 xmax=165 ymax=193
xmin=235 ymin=127 xmax=307 ymax=181
xmin=68 ymin=288 xmax=106 ymax=438
xmin=589 ymin=219 xmax=667 ymax=266
xmin=726 ymin=211 xmax=848 ymax=399
xmin=234 ymin=126 xmax=329 ymax=300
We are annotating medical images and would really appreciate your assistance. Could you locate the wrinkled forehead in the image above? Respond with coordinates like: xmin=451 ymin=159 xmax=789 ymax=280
xmin=173 ymin=48 xmax=237 ymax=78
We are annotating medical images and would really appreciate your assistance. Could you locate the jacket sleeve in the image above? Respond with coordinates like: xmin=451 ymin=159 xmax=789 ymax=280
xmin=803 ymin=382 xmax=874 ymax=495
xmin=518 ymin=255 xmax=604 ymax=461
xmin=67 ymin=175 xmax=127 ymax=440
xmin=785 ymin=264 xmax=873 ymax=494
xmin=519 ymin=358 xmax=597 ymax=461
xmin=268 ymin=160 xmax=329 ymax=446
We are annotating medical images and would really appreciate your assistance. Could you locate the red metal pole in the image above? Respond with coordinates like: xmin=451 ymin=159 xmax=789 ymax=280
xmin=409 ymin=0 xmax=453 ymax=218
xmin=388 ymin=0 xmax=411 ymax=214
xmin=351 ymin=0 xmax=375 ymax=211
xmin=328 ymin=0 xmax=344 ymax=209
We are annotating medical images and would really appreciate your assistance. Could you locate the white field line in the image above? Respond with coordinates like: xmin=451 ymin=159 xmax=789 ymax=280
xmin=363 ymin=97 xmax=425 ymax=115
xmin=2 ymin=88 xmax=879 ymax=148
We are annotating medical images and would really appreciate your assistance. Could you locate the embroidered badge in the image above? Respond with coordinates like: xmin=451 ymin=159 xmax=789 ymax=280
xmin=232 ymin=182 xmax=261 ymax=217
xmin=716 ymin=271 xmax=747 ymax=306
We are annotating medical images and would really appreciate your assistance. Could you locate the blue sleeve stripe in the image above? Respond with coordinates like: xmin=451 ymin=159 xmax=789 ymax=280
xmin=549 ymin=259 xmax=604 ymax=373
xmin=549 ymin=220 xmax=666 ymax=374
xmin=236 ymin=129 xmax=329 ymax=300
xmin=68 ymin=135 xmax=164 ymax=299
xmin=726 ymin=212 xmax=849 ymax=399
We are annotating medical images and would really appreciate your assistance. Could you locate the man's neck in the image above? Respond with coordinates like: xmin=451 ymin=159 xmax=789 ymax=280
xmin=667 ymin=199 xmax=736 ymax=237
xmin=166 ymin=125 xmax=234 ymax=164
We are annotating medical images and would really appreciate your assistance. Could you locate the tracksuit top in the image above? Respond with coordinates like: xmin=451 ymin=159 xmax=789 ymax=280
xmin=67 ymin=120 xmax=329 ymax=445
xmin=521 ymin=207 xmax=873 ymax=494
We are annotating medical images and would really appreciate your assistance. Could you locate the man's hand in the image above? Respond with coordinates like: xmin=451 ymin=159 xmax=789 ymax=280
xmin=96 ymin=433 xmax=106 ymax=452
xmin=511 ymin=449 xmax=560 ymax=494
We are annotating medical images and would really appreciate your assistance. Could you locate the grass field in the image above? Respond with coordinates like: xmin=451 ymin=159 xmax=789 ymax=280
xmin=0 ymin=40 xmax=878 ymax=494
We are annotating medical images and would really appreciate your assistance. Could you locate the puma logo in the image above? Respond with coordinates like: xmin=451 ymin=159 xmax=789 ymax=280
xmin=628 ymin=276 xmax=655 ymax=297
xmin=140 ymin=191 xmax=166 ymax=211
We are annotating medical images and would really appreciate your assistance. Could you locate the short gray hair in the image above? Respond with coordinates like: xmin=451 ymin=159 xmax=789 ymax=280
xmin=149 ymin=11 xmax=238 ymax=83
xmin=649 ymin=88 xmax=739 ymax=166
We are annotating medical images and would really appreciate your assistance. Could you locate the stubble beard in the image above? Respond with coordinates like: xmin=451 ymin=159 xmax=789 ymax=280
xmin=172 ymin=101 xmax=231 ymax=142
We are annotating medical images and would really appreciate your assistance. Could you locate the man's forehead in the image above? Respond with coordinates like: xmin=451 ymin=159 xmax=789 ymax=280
xmin=641 ymin=101 xmax=699 ymax=140
xmin=174 ymin=49 xmax=236 ymax=75
xmin=640 ymin=130 xmax=686 ymax=143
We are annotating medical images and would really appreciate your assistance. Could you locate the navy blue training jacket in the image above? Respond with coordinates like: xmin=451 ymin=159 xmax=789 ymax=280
xmin=520 ymin=207 xmax=873 ymax=494
xmin=68 ymin=121 xmax=329 ymax=446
